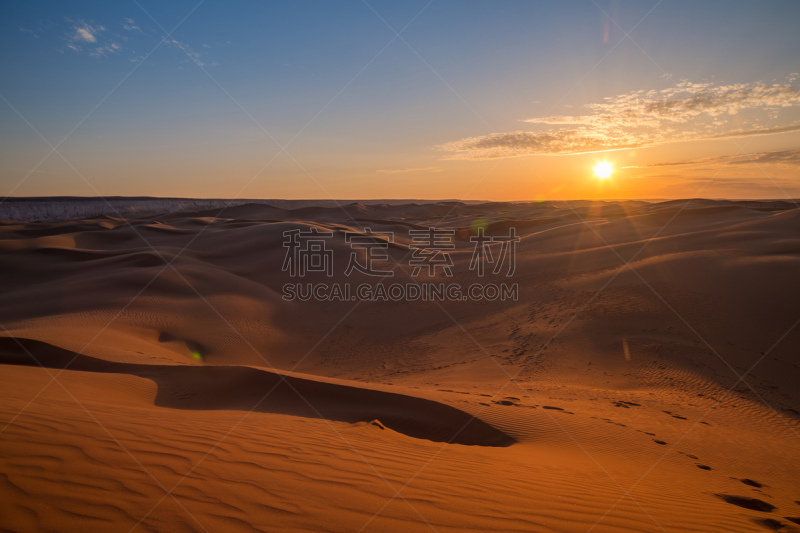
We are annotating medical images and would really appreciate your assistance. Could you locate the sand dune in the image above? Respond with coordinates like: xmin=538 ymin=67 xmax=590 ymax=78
xmin=1 ymin=199 xmax=799 ymax=531
xmin=0 ymin=337 xmax=513 ymax=447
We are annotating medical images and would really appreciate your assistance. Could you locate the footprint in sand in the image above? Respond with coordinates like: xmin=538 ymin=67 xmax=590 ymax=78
xmin=542 ymin=405 xmax=574 ymax=414
xmin=593 ymin=417 xmax=626 ymax=427
xmin=755 ymin=518 xmax=784 ymax=531
xmin=612 ymin=400 xmax=641 ymax=408
xmin=716 ymin=494 xmax=776 ymax=512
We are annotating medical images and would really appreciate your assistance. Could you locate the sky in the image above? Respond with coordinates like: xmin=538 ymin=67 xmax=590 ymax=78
xmin=1 ymin=0 xmax=800 ymax=201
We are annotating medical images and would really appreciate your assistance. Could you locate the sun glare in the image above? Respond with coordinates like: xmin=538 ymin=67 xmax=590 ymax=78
xmin=594 ymin=161 xmax=613 ymax=179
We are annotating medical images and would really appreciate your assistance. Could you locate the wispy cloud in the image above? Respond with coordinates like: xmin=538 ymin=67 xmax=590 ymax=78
xmin=165 ymin=38 xmax=208 ymax=67
xmin=66 ymin=21 xmax=103 ymax=46
xmin=437 ymin=78 xmax=800 ymax=160
xmin=65 ymin=20 xmax=121 ymax=57
xmin=122 ymin=18 xmax=141 ymax=32
xmin=680 ymin=176 xmax=800 ymax=197
xmin=705 ymin=124 xmax=800 ymax=140
xmin=57 ymin=16 xmax=215 ymax=65
xmin=376 ymin=166 xmax=443 ymax=174
xmin=74 ymin=25 xmax=97 ymax=43
xmin=19 ymin=27 xmax=39 ymax=38
xmin=625 ymin=148 xmax=800 ymax=169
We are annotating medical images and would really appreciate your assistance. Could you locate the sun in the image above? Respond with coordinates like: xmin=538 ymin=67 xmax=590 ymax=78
xmin=594 ymin=161 xmax=613 ymax=179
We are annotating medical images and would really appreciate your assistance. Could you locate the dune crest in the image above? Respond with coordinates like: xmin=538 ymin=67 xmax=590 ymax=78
xmin=0 ymin=337 xmax=514 ymax=447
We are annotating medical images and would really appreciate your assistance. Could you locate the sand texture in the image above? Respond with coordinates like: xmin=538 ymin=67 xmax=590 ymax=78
xmin=1 ymin=199 xmax=799 ymax=532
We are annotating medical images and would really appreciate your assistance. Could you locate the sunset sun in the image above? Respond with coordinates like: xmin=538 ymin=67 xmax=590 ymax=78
xmin=594 ymin=161 xmax=613 ymax=179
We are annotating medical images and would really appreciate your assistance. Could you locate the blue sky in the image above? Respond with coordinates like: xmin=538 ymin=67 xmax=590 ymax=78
xmin=2 ymin=0 xmax=800 ymax=200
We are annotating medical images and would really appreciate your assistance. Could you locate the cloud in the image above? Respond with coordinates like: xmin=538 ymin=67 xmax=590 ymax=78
xmin=742 ymin=148 xmax=800 ymax=165
xmin=705 ymin=124 xmax=800 ymax=140
xmin=73 ymin=23 xmax=99 ymax=43
xmin=377 ymin=167 xmax=443 ymax=174
xmin=75 ymin=27 xmax=96 ymax=42
xmin=60 ymin=17 xmax=212 ymax=65
xmin=122 ymin=18 xmax=141 ymax=32
xmin=65 ymin=20 xmax=121 ymax=56
xmin=625 ymin=148 xmax=800 ymax=169
xmin=89 ymin=41 xmax=122 ymax=57
xmin=437 ymin=130 xmax=641 ymax=160
xmin=437 ymin=78 xmax=800 ymax=160
xmin=19 ymin=27 xmax=39 ymax=38
xmin=165 ymin=38 xmax=212 ymax=67
xmin=678 ymin=177 xmax=800 ymax=197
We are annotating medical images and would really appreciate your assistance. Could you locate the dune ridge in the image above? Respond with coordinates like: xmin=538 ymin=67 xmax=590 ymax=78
xmin=0 ymin=337 xmax=513 ymax=447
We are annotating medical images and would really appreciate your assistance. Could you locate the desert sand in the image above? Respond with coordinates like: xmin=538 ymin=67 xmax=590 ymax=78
xmin=1 ymin=198 xmax=799 ymax=532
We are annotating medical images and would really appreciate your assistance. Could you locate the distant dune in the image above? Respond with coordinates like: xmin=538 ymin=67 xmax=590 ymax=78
xmin=1 ymin=198 xmax=799 ymax=532
xmin=0 ymin=196 xmax=486 ymax=223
